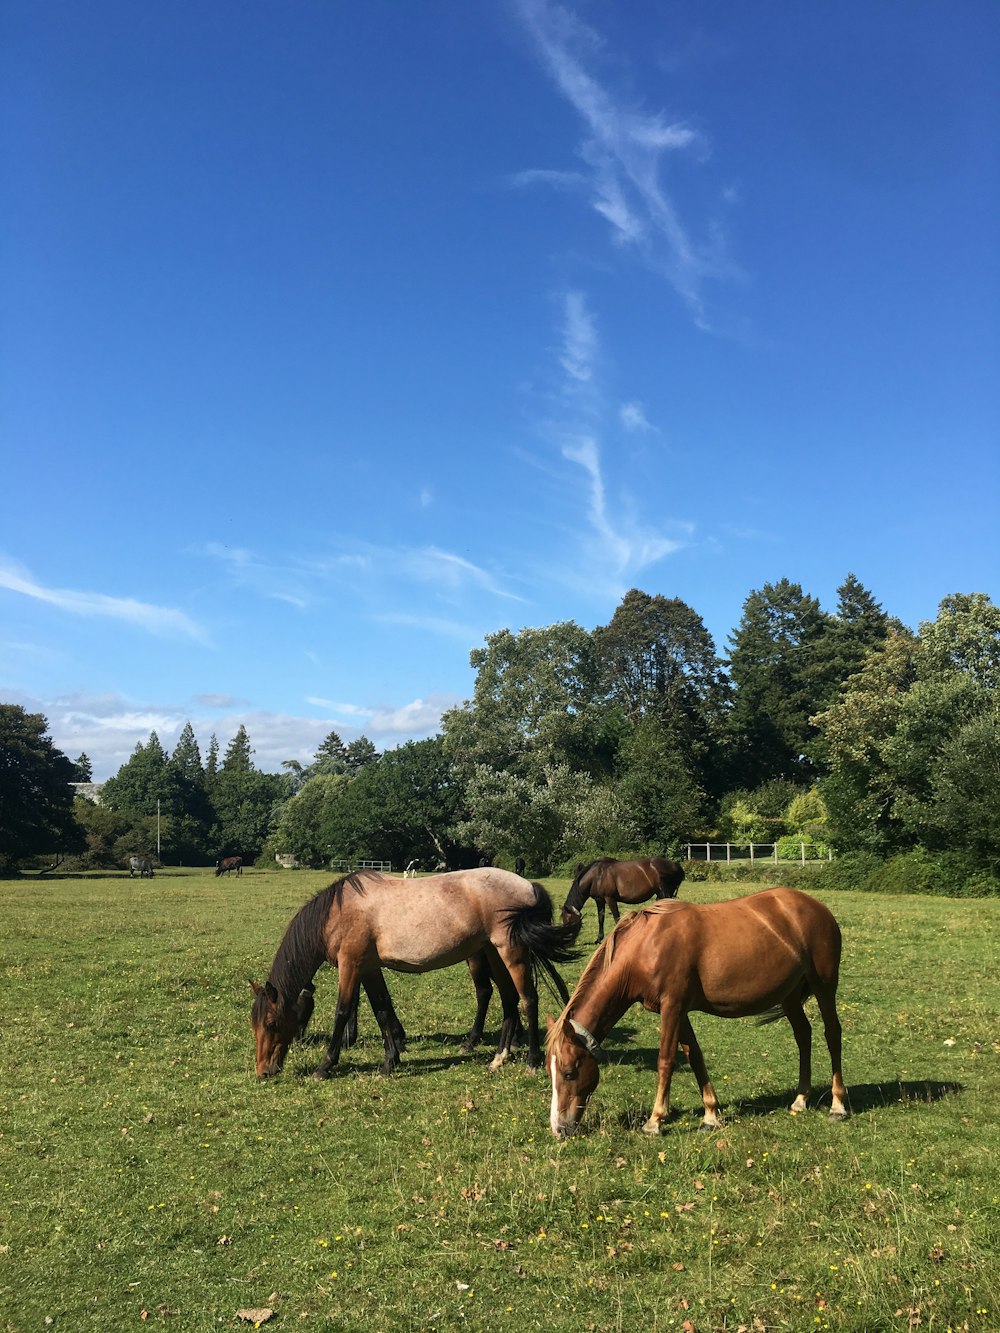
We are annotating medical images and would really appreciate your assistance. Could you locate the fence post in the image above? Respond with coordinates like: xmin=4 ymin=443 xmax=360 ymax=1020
xmin=726 ymin=842 xmax=732 ymax=863
xmin=750 ymin=842 xmax=755 ymax=865
xmin=800 ymin=842 xmax=806 ymax=866
xmin=773 ymin=844 xmax=778 ymax=863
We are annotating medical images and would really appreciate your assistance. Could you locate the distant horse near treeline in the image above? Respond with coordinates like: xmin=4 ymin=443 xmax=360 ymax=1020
xmin=561 ymin=855 xmax=684 ymax=941
xmin=216 ymin=857 xmax=243 ymax=877
xmin=127 ymin=856 xmax=153 ymax=878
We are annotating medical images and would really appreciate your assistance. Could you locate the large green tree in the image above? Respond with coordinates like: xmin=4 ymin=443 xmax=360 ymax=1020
xmin=815 ymin=593 xmax=1000 ymax=872
xmin=724 ymin=579 xmax=832 ymax=788
xmin=442 ymin=622 xmax=604 ymax=779
xmin=324 ymin=738 xmax=466 ymax=869
xmin=210 ymin=727 xmax=282 ymax=862
xmin=0 ymin=705 xmax=83 ymax=869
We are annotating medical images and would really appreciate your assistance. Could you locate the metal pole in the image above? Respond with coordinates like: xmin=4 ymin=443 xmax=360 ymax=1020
xmin=157 ymin=800 xmax=161 ymax=859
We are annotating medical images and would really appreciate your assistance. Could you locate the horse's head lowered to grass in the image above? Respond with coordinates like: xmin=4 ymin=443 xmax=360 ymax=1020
xmin=249 ymin=980 xmax=316 ymax=1078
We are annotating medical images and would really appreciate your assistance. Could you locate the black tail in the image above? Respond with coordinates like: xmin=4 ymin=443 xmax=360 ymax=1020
xmin=505 ymin=884 xmax=579 ymax=1002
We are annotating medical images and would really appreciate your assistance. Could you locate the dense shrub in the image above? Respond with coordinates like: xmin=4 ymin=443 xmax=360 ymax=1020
xmin=775 ymin=835 xmax=832 ymax=862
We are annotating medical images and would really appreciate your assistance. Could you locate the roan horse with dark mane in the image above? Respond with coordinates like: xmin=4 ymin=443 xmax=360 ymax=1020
xmin=250 ymin=867 xmax=578 ymax=1080
xmin=562 ymin=856 xmax=684 ymax=942
xmin=546 ymin=888 xmax=847 ymax=1138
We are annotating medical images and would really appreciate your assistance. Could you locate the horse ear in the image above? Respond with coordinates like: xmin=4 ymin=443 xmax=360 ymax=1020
xmin=249 ymin=980 xmax=262 ymax=996
xmin=265 ymin=981 xmax=279 ymax=1003
xmin=546 ymin=1014 xmax=555 ymax=1032
xmin=560 ymin=1017 xmax=579 ymax=1046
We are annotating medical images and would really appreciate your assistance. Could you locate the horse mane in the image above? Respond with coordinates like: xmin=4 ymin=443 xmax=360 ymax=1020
xmin=262 ymin=873 xmax=370 ymax=1004
xmin=544 ymin=904 xmax=666 ymax=1055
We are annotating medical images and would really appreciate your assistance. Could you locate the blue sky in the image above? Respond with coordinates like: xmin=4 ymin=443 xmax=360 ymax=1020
xmin=2 ymin=1 xmax=997 ymax=780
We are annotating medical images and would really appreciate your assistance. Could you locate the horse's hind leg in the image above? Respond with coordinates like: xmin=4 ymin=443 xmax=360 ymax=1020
xmin=679 ymin=1015 xmax=720 ymax=1130
xmin=814 ymin=986 xmax=848 ymax=1120
xmin=494 ymin=951 xmax=541 ymax=1070
xmin=483 ymin=949 xmax=524 ymax=1072
xmin=361 ymin=970 xmax=404 ymax=1076
xmin=595 ymin=899 xmax=606 ymax=943
xmin=782 ymin=994 xmax=813 ymax=1114
xmin=460 ymin=951 xmax=494 ymax=1053
xmin=313 ymin=960 xmax=362 ymax=1079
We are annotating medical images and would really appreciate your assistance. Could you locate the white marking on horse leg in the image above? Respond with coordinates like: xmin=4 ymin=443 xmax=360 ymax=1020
xmin=549 ymin=1061 xmax=560 ymax=1136
xmin=488 ymin=1049 xmax=510 ymax=1073
xmin=791 ymin=1092 xmax=808 ymax=1114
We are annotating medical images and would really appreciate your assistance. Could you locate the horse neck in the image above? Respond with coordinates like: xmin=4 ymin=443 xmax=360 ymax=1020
xmin=569 ymin=947 xmax=633 ymax=1044
xmin=563 ymin=874 xmax=588 ymax=915
xmin=269 ymin=895 xmax=330 ymax=1000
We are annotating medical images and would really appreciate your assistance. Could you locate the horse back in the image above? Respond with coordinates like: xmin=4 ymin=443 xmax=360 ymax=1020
xmin=330 ymin=867 xmax=539 ymax=973
xmin=634 ymin=888 xmax=841 ymax=1017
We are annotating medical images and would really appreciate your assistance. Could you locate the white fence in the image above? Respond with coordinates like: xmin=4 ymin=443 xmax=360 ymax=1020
xmin=684 ymin=843 xmax=832 ymax=866
xmin=330 ymin=858 xmax=393 ymax=872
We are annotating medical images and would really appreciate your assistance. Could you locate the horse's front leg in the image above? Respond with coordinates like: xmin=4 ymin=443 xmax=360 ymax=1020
xmin=643 ymin=1001 xmax=683 ymax=1135
xmin=313 ymin=960 xmax=361 ymax=1079
xmin=679 ymin=1015 xmax=720 ymax=1129
xmin=361 ymin=970 xmax=404 ymax=1076
xmin=608 ymin=899 xmax=621 ymax=926
xmin=595 ymin=897 xmax=606 ymax=943
xmin=460 ymin=950 xmax=494 ymax=1053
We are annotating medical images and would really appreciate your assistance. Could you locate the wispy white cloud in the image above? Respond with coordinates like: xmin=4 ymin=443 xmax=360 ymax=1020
xmin=13 ymin=685 xmax=462 ymax=782
xmin=619 ymin=401 xmax=656 ymax=432
xmin=559 ymin=290 xmax=598 ymax=383
xmin=203 ymin=539 xmax=523 ymax=610
xmin=201 ymin=543 xmax=311 ymax=609
xmin=0 ymin=557 xmax=207 ymax=643
xmin=405 ymin=548 xmax=527 ymax=602
xmin=540 ymin=292 xmax=686 ymax=582
xmin=512 ymin=0 xmax=729 ymax=325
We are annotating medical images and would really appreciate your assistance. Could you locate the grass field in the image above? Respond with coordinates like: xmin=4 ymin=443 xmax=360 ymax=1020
xmin=2 ymin=871 xmax=998 ymax=1332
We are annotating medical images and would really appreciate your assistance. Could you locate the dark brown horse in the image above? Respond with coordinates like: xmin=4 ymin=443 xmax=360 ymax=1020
xmin=546 ymin=888 xmax=847 ymax=1137
xmin=250 ymin=868 xmax=577 ymax=1080
xmin=216 ymin=856 xmax=242 ymax=877
xmin=562 ymin=856 xmax=684 ymax=941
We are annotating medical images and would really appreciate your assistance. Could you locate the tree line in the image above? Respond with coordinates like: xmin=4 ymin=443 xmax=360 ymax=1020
xmin=1 ymin=576 xmax=997 ymax=889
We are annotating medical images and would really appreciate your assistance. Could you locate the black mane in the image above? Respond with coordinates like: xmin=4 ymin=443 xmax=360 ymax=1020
xmin=261 ymin=874 xmax=369 ymax=1005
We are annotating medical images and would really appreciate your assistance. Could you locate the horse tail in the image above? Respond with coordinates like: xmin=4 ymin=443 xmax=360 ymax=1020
xmin=755 ymin=977 xmax=813 ymax=1026
xmin=505 ymin=884 xmax=579 ymax=1003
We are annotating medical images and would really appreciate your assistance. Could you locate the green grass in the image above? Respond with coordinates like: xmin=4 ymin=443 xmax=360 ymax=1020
xmin=2 ymin=871 xmax=998 ymax=1332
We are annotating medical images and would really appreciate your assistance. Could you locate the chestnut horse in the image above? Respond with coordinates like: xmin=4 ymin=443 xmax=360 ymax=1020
xmin=250 ymin=868 xmax=577 ymax=1080
xmin=546 ymin=888 xmax=847 ymax=1137
xmin=562 ymin=856 xmax=684 ymax=942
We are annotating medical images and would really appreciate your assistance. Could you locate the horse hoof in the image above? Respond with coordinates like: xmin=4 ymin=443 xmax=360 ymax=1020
xmin=312 ymin=1067 xmax=333 ymax=1081
xmin=828 ymin=1110 xmax=848 ymax=1122
xmin=641 ymin=1118 xmax=663 ymax=1136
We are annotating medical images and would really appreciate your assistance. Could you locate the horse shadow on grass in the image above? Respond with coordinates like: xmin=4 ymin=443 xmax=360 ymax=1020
xmin=596 ymin=1038 xmax=964 ymax=1130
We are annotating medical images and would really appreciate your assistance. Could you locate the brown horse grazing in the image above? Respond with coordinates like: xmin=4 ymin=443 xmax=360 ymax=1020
xmin=216 ymin=856 xmax=242 ymax=877
xmin=546 ymin=888 xmax=847 ymax=1138
xmin=250 ymin=868 xmax=577 ymax=1080
xmin=562 ymin=856 xmax=684 ymax=942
